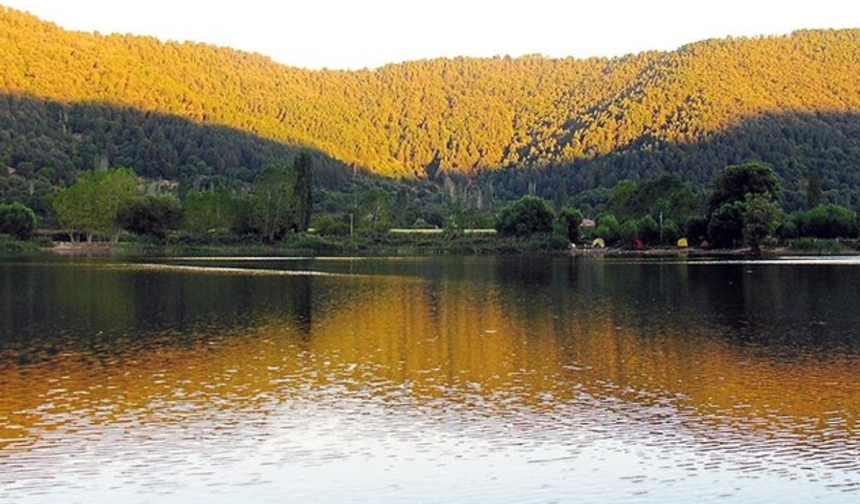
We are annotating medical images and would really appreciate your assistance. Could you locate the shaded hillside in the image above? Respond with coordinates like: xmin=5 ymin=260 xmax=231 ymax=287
xmin=486 ymin=111 xmax=860 ymax=211
xmin=0 ymin=92 xmax=355 ymax=186
xmin=2 ymin=6 xmax=860 ymax=205
xmin=0 ymin=94 xmax=443 ymax=220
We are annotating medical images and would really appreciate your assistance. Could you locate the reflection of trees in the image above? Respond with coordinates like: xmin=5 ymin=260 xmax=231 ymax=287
xmin=2 ymin=259 xmax=860 ymax=456
xmin=0 ymin=263 xmax=330 ymax=356
xmin=0 ymin=263 xmax=138 ymax=349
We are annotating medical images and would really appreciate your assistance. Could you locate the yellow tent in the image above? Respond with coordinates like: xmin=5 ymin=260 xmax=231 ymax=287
xmin=592 ymin=238 xmax=606 ymax=248
xmin=677 ymin=237 xmax=689 ymax=248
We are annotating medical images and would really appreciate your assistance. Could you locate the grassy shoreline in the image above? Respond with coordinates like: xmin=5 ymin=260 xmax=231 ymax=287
xmin=113 ymin=233 xmax=571 ymax=257
xmin=4 ymin=233 xmax=860 ymax=258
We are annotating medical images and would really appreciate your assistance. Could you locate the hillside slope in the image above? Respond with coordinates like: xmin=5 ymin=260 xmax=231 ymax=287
xmin=2 ymin=6 xmax=860 ymax=208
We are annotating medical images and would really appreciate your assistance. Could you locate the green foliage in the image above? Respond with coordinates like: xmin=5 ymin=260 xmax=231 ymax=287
xmin=53 ymin=168 xmax=139 ymax=242
xmin=789 ymin=237 xmax=856 ymax=253
xmin=594 ymin=213 xmax=620 ymax=244
xmin=704 ymin=162 xmax=784 ymax=249
xmin=358 ymin=188 xmax=392 ymax=233
xmin=777 ymin=218 xmax=800 ymax=241
xmin=117 ymin=195 xmax=182 ymax=239
xmin=742 ymin=195 xmax=783 ymax=249
xmin=294 ymin=152 xmax=313 ymax=232
xmin=661 ymin=218 xmax=680 ymax=244
xmin=0 ymin=235 xmax=42 ymax=255
xmin=617 ymin=219 xmax=640 ymax=248
xmin=638 ymin=215 xmax=660 ymax=245
xmin=245 ymin=163 xmax=298 ymax=242
xmin=313 ymin=214 xmax=350 ymax=236
xmin=805 ymin=172 xmax=823 ymax=209
xmin=793 ymin=204 xmax=858 ymax=239
xmin=686 ymin=216 xmax=709 ymax=243
xmin=555 ymin=207 xmax=583 ymax=243
xmin=708 ymin=162 xmax=781 ymax=214
xmin=708 ymin=202 xmax=746 ymax=248
xmin=609 ymin=181 xmax=638 ymax=222
xmin=182 ymin=189 xmax=237 ymax=234
xmin=0 ymin=202 xmax=37 ymax=240
xmin=610 ymin=175 xmax=699 ymax=224
xmin=496 ymin=196 xmax=555 ymax=237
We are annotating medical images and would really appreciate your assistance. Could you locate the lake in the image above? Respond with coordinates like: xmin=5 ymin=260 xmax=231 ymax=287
xmin=1 ymin=255 xmax=859 ymax=503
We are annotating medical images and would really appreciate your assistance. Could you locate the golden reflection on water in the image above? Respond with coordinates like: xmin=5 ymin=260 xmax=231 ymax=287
xmin=2 ymin=260 xmax=858 ymax=462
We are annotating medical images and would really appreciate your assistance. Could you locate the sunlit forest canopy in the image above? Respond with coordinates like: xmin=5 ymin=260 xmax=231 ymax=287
xmin=2 ymin=6 xmax=860 ymax=209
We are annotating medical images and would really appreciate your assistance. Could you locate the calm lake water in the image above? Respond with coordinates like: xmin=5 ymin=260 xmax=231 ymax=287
xmin=1 ymin=255 xmax=859 ymax=503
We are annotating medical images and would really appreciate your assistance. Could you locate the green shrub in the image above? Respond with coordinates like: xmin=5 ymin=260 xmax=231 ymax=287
xmin=496 ymin=196 xmax=555 ymax=237
xmin=555 ymin=207 xmax=583 ymax=243
xmin=0 ymin=202 xmax=38 ymax=240
xmin=794 ymin=204 xmax=857 ymax=239
xmin=313 ymin=215 xmax=351 ymax=236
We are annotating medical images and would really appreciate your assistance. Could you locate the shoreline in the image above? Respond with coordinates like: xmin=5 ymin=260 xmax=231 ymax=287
xmin=4 ymin=234 xmax=859 ymax=258
xmin=36 ymin=241 xmax=860 ymax=259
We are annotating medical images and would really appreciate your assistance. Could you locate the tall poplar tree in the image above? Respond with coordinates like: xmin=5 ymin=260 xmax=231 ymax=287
xmin=294 ymin=152 xmax=313 ymax=233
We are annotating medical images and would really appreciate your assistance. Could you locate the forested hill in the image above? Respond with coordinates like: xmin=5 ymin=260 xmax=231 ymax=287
xmin=3 ymin=6 xmax=860 ymax=208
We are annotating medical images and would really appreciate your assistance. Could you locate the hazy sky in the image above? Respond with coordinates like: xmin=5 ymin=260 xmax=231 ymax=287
xmin=4 ymin=0 xmax=860 ymax=69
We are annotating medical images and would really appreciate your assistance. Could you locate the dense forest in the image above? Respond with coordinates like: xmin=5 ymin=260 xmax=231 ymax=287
xmin=2 ymin=6 xmax=860 ymax=217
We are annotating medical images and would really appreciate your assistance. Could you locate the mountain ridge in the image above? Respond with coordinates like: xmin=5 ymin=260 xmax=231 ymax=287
xmin=2 ymin=5 xmax=860 ymax=208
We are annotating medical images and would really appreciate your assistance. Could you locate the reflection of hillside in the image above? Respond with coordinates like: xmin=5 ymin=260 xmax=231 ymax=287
xmin=2 ymin=259 xmax=859 ymax=460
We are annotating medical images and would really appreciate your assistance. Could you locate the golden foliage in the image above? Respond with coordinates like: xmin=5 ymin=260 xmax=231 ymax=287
xmin=3 ymin=7 xmax=860 ymax=178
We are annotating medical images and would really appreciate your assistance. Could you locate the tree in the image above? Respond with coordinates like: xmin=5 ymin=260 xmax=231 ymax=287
xmin=247 ymin=163 xmax=297 ymax=242
xmin=686 ymin=216 xmax=709 ymax=243
xmin=638 ymin=215 xmax=660 ymax=245
xmin=0 ymin=202 xmax=38 ymax=240
xmin=312 ymin=214 xmax=350 ymax=236
xmin=795 ymin=204 xmax=857 ymax=238
xmin=118 ymin=195 xmax=182 ymax=239
xmin=706 ymin=162 xmax=783 ymax=249
xmin=359 ymin=188 xmax=391 ymax=233
xmin=182 ymin=188 xmax=237 ymax=234
xmin=53 ymin=168 xmax=139 ymax=243
xmin=806 ymin=171 xmax=823 ymax=209
xmin=609 ymin=180 xmax=639 ymax=222
xmin=495 ymin=196 xmax=555 ymax=237
xmin=708 ymin=161 xmax=781 ymax=214
xmin=708 ymin=201 xmax=745 ymax=248
xmin=294 ymin=152 xmax=313 ymax=233
xmin=555 ymin=207 xmax=583 ymax=243
xmin=594 ymin=213 xmax=620 ymax=244
xmin=553 ymin=183 xmax=569 ymax=213
xmin=661 ymin=218 xmax=680 ymax=244
xmin=743 ymin=194 xmax=782 ymax=250
xmin=611 ymin=175 xmax=699 ymax=225
xmin=618 ymin=219 xmax=640 ymax=248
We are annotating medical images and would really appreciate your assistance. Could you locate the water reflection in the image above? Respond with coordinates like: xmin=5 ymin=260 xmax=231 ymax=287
xmin=1 ymin=257 xmax=859 ymax=502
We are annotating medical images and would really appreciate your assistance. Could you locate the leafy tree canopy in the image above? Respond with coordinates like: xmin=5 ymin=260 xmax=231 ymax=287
xmin=53 ymin=168 xmax=139 ymax=242
xmin=0 ymin=202 xmax=37 ymax=240
xmin=709 ymin=162 xmax=781 ymax=214
xmin=496 ymin=196 xmax=555 ymax=237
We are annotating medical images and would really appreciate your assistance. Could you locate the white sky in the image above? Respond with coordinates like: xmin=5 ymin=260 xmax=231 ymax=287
xmin=3 ymin=0 xmax=860 ymax=69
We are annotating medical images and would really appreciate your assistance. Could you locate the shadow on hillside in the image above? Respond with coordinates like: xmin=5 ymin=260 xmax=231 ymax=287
xmin=485 ymin=111 xmax=860 ymax=211
xmin=3 ymin=92 xmax=860 ymax=213
xmin=0 ymin=92 xmax=370 ymax=191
